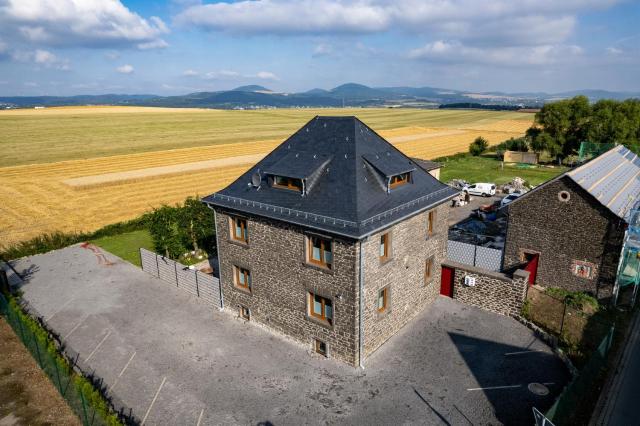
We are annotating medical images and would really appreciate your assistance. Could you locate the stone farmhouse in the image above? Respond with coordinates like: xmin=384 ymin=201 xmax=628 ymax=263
xmin=503 ymin=145 xmax=640 ymax=301
xmin=203 ymin=116 xmax=458 ymax=366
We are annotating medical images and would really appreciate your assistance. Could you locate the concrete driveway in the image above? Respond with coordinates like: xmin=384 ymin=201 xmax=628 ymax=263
xmin=12 ymin=245 xmax=569 ymax=425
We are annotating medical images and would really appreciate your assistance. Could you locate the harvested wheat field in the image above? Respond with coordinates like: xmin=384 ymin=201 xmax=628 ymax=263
xmin=0 ymin=107 xmax=533 ymax=245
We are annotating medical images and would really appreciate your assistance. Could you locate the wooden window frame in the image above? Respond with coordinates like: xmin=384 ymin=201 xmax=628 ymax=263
xmin=306 ymin=235 xmax=333 ymax=270
xmin=377 ymin=287 xmax=388 ymax=313
xmin=314 ymin=339 xmax=328 ymax=357
xmin=427 ymin=210 xmax=436 ymax=237
xmin=390 ymin=172 xmax=410 ymax=189
xmin=379 ymin=232 xmax=390 ymax=262
xmin=233 ymin=265 xmax=251 ymax=292
xmin=272 ymin=175 xmax=303 ymax=192
xmin=230 ymin=216 xmax=248 ymax=244
xmin=308 ymin=292 xmax=333 ymax=326
xmin=425 ymin=256 xmax=434 ymax=284
xmin=239 ymin=305 xmax=250 ymax=320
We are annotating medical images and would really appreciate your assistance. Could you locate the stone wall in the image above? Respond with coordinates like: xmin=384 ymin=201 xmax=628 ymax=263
xmin=362 ymin=203 xmax=449 ymax=358
xmin=503 ymin=176 xmax=625 ymax=300
xmin=444 ymin=260 xmax=529 ymax=317
xmin=214 ymin=209 xmax=360 ymax=366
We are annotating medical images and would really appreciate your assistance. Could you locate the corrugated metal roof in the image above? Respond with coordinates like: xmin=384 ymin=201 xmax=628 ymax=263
xmin=568 ymin=145 xmax=640 ymax=221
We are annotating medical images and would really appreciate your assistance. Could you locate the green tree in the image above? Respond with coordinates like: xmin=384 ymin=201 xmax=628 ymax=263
xmin=178 ymin=196 xmax=215 ymax=252
xmin=526 ymin=127 xmax=546 ymax=154
xmin=469 ymin=136 xmax=488 ymax=156
xmin=149 ymin=205 xmax=184 ymax=258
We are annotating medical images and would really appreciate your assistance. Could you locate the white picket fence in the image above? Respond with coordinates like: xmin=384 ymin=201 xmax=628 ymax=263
xmin=139 ymin=248 xmax=222 ymax=308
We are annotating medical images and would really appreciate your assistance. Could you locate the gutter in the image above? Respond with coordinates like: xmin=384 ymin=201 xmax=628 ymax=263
xmin=204 ymin=191 xmax=457 ymax=242
xmin=358 ymin=239 xmax=365 ymax=369
xmin=207 ymin=205 xmax=225 ymax=311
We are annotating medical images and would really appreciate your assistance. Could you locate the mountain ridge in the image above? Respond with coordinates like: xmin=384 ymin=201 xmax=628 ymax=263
xmin=1 ymin=84 xmax=638 ymax=109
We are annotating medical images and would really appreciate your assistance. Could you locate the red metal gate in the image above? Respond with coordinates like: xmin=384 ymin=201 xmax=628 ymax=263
xmin=440 ymin=266 xmax=454 ymax=297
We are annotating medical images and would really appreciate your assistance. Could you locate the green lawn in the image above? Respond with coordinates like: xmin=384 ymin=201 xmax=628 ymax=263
xmin=439 ymin=155 xmax=567 ymax=186
xmin=91 ymin=229 xmax=154 ymax=267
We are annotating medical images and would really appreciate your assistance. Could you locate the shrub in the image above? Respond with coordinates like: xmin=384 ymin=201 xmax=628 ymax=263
xmin=545 ymin=287 xmax=599 ymax=312
xmin=469 ymin=136 xmax=488 ymax=156
xmin=0 ymin=216 xmax=150 ymax=261
xmin=4 ymin=295 xmax=123 ymax=425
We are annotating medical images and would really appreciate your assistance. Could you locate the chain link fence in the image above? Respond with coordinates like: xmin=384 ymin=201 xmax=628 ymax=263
xmin=0 ymin=293 xmax=121 ymax=426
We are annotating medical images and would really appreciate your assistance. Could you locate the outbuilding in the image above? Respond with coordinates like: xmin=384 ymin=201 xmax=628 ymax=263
xmin=503 ymin=145 xmax=639 ymax=301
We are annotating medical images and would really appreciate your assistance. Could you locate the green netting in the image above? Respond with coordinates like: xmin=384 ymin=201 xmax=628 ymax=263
xmin=578 ymin=141 xmax=616 ymax=162
xmin=0 ymin=293 xmax=120 ymax=426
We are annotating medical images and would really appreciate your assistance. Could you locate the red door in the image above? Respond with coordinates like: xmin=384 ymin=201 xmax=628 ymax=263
xmin=523 ymin=253 xmax=539 ymax=286
xmin=440 ymin=266 xmax=454 ymax=297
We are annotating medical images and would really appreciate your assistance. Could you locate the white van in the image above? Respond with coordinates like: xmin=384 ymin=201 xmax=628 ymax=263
xmin=463 ymin=182 xmax=496 ymax=197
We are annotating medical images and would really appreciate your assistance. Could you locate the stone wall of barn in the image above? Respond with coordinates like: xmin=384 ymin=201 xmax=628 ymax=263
xmin=443 ymin=260 xmax=529 ymax=317
xmin=361 ymin=203 xmax=450 ymax=358
xmin=503 ymin=176 xmax=625 ymax=300
xmin=214 ymin=209 xmax=360 ymax=366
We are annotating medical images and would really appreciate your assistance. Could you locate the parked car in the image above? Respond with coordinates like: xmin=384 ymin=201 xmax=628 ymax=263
xmin=463 ymin=183 xmax=496 ymax=197
xmin=500 ymin=193 xmax=521 ymax=208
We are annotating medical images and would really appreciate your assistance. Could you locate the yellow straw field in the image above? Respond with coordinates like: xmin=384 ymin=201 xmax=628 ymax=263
xmin=0 ymin=107 xmax=533 ymax=245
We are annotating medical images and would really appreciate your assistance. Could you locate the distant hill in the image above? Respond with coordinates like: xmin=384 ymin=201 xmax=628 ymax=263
xmin=1 ymin=84 xmax=638 ymax=109
xmin=231 ymin=85 xmax=272 ymax=92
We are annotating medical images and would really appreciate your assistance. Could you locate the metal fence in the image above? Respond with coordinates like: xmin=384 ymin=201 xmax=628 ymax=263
xmin=139 ymin=248 xmax=222 ymax=308
xmin=546 ymin=325 xmax=615 ymax=424
xmin=525 ymin=286 xmax=612 ymax=351
xmin=447 ymin=240 xmax=503 ymax=271
xmin=0 ymin=293 xmax=120 ymax=425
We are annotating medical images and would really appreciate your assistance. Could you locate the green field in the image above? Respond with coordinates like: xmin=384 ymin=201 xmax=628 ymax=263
xmin=0 ymin=107 xmax=533 ymax=167
xmin=439 ymin=155 xmax=567 ymax=186
xmin=91 ymin=229 xmax=154 ymax=267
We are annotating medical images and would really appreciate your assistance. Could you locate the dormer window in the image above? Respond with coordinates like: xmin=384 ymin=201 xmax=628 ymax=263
xmin=273 ymin=175 xmax=303 ymax=192
xmin=390 ymin=172 xmax=410 ymax=189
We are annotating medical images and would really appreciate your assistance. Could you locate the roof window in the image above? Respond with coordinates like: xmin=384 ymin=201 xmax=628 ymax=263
xmin=272 ymin=175 xmax=303 ymax=192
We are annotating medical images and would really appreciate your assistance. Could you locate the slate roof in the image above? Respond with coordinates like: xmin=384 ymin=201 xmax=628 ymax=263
xmin=202 ymin=116 xmax=458 ymax=239
xmin=412 ymin=158 xmax=442 ymax=172
xmin=508 ymin=145 xmax=640 ymax=222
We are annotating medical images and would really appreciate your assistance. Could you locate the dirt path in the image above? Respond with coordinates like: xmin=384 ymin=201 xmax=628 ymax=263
xmin=63 ymin=153 xmax=266 ymax=188
xmin=0 ymin=317 xmax=80 ymax=425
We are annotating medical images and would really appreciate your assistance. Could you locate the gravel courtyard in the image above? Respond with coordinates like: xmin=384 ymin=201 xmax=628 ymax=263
xmin=12 ymin=245 xmax=569 ymax=425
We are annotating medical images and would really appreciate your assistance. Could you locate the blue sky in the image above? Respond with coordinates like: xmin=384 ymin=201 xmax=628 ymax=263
xmin=0 ymin=0 xmax=638 ymax=96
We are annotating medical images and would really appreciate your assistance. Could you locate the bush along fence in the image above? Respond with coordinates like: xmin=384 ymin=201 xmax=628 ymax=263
xmin=524 ymin=285 xmax=612 ymax=358
xmin=0 ymin=292 xmax=124 ymax=426
xmin=545 ymin=326 xmax=615 ymax=425
xmin=523 ymin=285 xmax=624 ymax=425
xmin=139 ymin=248 xmax=222 ymax=309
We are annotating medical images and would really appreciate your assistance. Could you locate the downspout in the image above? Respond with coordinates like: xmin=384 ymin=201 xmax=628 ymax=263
xmin=358 ymin=239 xmax=365 ymax=369
xmin=208 ymin=205 xmax=225 ymax=311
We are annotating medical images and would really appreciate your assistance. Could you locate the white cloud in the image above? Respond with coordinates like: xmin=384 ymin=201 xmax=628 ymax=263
xmin=312 ymin=43 xmax=333 ymax=57
xmin=137 ymin=39 xmax=169 ymax=50
xmin=9 ymin=47 xmax=70 ymax=69
xmin=255 ymin=71 xmax=279 ymax=80
xmin=175 ymin=0 xmax=616 ymax=40
xmin=116 ymin=64 xmax=134 ymax=74
xmin=183 ymin=69 xmax=199 ymax=76
xmin=408 ymin=40 xmax=583 ymax=66
xmin=204 ymin=69 xmax=241 ymax=79
xmin=606 ymin=46 xmax=623 ymax=55
xmin=0 ymin=0 xmax=169 ymax=49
